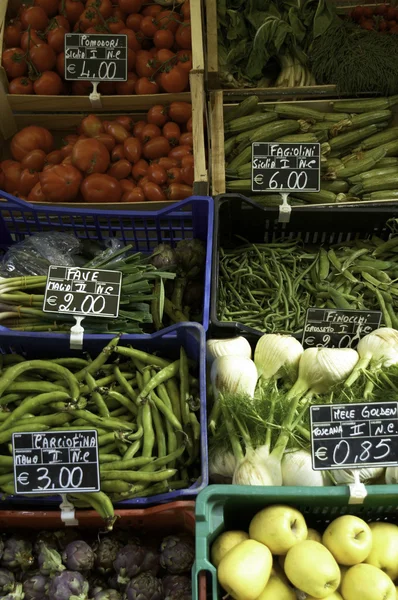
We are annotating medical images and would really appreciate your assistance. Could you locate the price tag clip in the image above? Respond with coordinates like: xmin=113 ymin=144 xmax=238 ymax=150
xmin=60 ymin=495 xmax=79 ymax=527
xmin=348 ymin=470 xmax=367 ymax=505
xmin=278 ymin=192 xmax=292 ymax=223
xmin=89 ymin=81 xmax=103 ymax=109
xmin=70 ymin=316 xmax=85 ymax=350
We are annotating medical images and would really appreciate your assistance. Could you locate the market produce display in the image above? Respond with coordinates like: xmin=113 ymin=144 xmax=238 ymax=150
xmin=0 ymin=336 xmax=201 ymax=523
xmin=224 ymin=95 xmax=398 ymax=205
xmin=211 ymin=505 xmax=398 ymax=600
xmin=0 ymin=232 xmax=206 ymax=333
xmin=0 ymin=103 xmax=194 ymax=203
xmin=207 ymin=328 xmax=398 ymax=486
xmin=2 ymin=0 xmax=192 ymax=95
xmin=0 ymin=526 xmax=194 ymax=599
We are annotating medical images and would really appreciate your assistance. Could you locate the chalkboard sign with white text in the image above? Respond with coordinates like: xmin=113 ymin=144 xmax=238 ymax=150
xmin=43 ymin=266 xmax=122 ymax=318
xmin=12 ymin=430 xmax=100 ymax=495
xmin=251 ymin=142 xmax=321 ymax=193
xmin=64 ymin=34 xmax=128 ymax=81
xmin=302 ymin=308 xmax=382 ymax=349
xmin=310 ymin=402 xmax=398 ymax=470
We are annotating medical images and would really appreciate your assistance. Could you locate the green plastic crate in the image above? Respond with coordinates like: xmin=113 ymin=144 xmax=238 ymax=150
xmin=192 ymin=484 xmax=398 ymax=600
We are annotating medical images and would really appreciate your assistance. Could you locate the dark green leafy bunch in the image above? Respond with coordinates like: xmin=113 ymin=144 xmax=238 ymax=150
xmin=217 ymin=0 xmax=336 ymax=87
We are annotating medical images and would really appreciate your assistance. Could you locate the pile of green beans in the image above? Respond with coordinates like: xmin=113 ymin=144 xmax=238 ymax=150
xmin=0 ymin=337 xmax=201 ymax=529
xmin=218 ymin=230 xmax=398 ymax=333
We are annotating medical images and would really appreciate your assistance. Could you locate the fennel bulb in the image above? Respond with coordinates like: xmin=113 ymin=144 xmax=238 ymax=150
xmin=345 ymin=327 xmax=398 ymax=388
xmin=384 ymin=467 xmax=398 ymax=484
xmin=206 ymin=337 xmax=252 ymax=364
xmin=282 ymin=450 xmax=331 ymax=486
xmin=329 ymin=467 xmax=384 ymax=485
xmin=210 ymin=355 xmax=258 ymax=399
xmin=233 ymin=446 xmax=282 ymax=486
xmin=209 ymin=450 xmax=236 ymax=483
xmin=254 ymin=333 xmax=303 ymax=383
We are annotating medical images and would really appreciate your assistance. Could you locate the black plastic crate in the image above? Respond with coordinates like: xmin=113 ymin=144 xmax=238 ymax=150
xmin=210 ymin=194 xmax=398 ymax=341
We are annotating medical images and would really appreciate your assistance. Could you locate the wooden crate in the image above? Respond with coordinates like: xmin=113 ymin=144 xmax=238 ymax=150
xmin=0 ymin=73 xmax=208 ymax=210
xmin=209 ymin=90 xmax=398 ymax=205
xmin=0 ymin=0 xmax=205 ymax=125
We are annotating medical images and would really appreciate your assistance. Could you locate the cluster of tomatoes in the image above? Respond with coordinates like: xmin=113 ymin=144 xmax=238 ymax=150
xmin=0 ymin=101 xmax=194 ymax=203
xmin=2 ymin=0 xmax=192 ymax=95
xmin=348 ymin=4 xmax=398 ymax=33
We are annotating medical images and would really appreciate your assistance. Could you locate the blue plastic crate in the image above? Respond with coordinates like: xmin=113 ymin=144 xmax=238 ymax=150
xmin=0 ymin=192 xmax=214 ymax=332
xmin=0 ymin=322 xmax=208 ymax=508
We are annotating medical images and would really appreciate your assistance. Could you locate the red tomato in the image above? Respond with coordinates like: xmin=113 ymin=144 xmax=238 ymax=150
xmin=181 ymin=164 xmax=194 ymax=185
xmin=33 ymin=71 xmax=63 ymax=95
xmin=122 ymin=187 xmax=146 ymax=202
xmin=166 ymin=183 xmax=192 ymax=200
xmin=62 ymin=155 xmax=73 ymax=164
xmin=115 ymin=73 xmax=138 ymax=95
xmin=9 ymin=77 xmax=34 ymax=95
xmin=120 ymin=178 xmax=135 ymax=192
xmin=159 ymin=65 xmax=188 ymax=93
xmin=86 ymin=0 xmax=113 ymax=19
xmin=153 ymin=29 xmax=174 ymax=49
xmin=186 ymin=117 xmax=192 ymax=132
xmin=3 ymin=161 xmax=22 ymax=194
xmin=103 ymin=122 xmax=129 ymax=143
xmin=141 ymin=124 xmax=161 ymax=143
xmin=143 ymin=181 xmax=166 ymax=202
xmin=175 ymin=22 xmax=191 ymax=49
xmin=147 ymin=164 xmax=167 ymax=186
xmin=126 ymin=14 xmax=143 ymax=32
xmin=78 ymin=7 xmax=101 ymax=30
xmin=169 ymin=101 xmax=192 ymax=123
xmin=28 ymin=182 xmax=46 ymax=202
xmin=53 ymin=15 xmax=71 ymax=30
xmin=133 ymin=121 xmax=146 ymax=139
xmin=156 ymin=10 xmax=181 ymax=33
xmin=112 ymin=144 xmax=125 ymax=162
xmin=168 ymin=144 xmax=192 ymax=161
xmin=147 ymin=105 xmax=169 ymax=127
xmin=156 ymin=156 xmax=178 ymax=169
xmin=34 ymin=0 xmax=59 ymax=16
xmin=176 ymin=49 xmax=192 ymax=73
xmin=72 ymin=138 xmax=110 ymax=174
xmin=81 ymin=114 xmax=104 ymax=138
xmin=118 ymin=0 xmax=143 ymax=12
xmin=140 ymin=15 xmax=159 ymax=37
xmin=124 ymin=137 xmax=142 ymax=164
xmin=30 ymin=43 xmax=57 ymax=72
xmin=56 ymin=52 xmax=65 ymax=78
xmin=112 ymin=6 xmax=127 ymax=19
xmin=181 ymin=154 xmax=194 ymax=167
xmin=107 ymin=17 xmax=126 ymax=33
xmin=180 ymin=132 xmax=193 ymax=147
xmin=59 ymin=0 xmax=84 ymax=24
xmin=21 ymin=30 xmax=43 ymax=51
xmin=119 ymin=28 xmax=141 ymax=51
xmin=135 ymin=77 xmax=159 ymax=95
xmin=72 ymin=80 xmax=92 ymax=95
xmin=46 ymin=26 xmax=67 ymax=54
xmin=21 ymin=6 xmax=49 ymax=30
xmin=181 ymin=0 xmax=190 ymax=20
xmin=19 ymin=169 xmax=40 ymax=196
xmin=2 ymin=48 xmax=27 ymax=79
xmin=107 ymin=159 xmax=132 ymax=180
xmin=141 ymin=4 xmax=162 ymax=17
xmin=167 ymin=167 xmax=183 ymax=183
xmin=94 ymin=134 xmax=116 ymax=152
xmin=115 ymin=116 xmax=133 ymax=131
xmin=143 ymin=136 xmax=170 ymax=160
xmin=40 ymin=164 xmax=83 ymax=201
xmin=127 ymin=48 xmax=136 ymax=70
xmin=98 ymin=81 xmax=117 ymax=95
xmin=46 ymin=150 xmax=63 ymax=164
xmin=163 ymin=122 xmax=181 ymax=146
xmin=131 ymin=158 xmax=148 ymax=180
xmin=4 ymin=22 xmax=22 ymax=48
xmin=21 ymin=149 xmax=46 ymax=171
xmin=11 ymin=126 xmax=53 ymax=161
xmin=156 ymin=48 xmax=175 ymax=63
xmin=135 ymin=50 xmax=156 ymax=78
xmin=81 ymin=173 xmax=122 ymax=202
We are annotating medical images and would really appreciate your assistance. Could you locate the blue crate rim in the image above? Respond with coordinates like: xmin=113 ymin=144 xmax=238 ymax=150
xmin=0 ymin=321 xmax=209 ymax=507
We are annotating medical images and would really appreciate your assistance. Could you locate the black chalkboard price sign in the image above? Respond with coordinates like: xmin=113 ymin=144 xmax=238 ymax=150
xmin=303 ymin=308 xmax=382 ymax=350
xmin=12 ymin=430 xmax=100 ymax=495
xmin=64 ymin=33 xmax=128 ymax=81
xmin=43 ymin=266 xmax=122 ymax=319
xmin=251 ymin=142 xmax=321 ymax=193
xmin=310 ymin=402 xmax=398 ymax=470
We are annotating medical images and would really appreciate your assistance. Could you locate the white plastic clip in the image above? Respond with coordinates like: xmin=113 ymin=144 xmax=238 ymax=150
xmin=278 ymin=192 xmax=292 ymax=223
xmin=89 ymin=82 xmax=103 ymax=109
xmin=70 ymin=316 xmax=85 ymax=350
xmin=348 ymin=469 xmax=367 ymax=505
xmin=60 ymin=495 xmax=79 ymax=527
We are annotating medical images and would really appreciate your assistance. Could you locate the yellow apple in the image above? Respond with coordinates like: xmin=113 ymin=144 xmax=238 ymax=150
xmin=322 ymin=515 xmax=372 ymax=565
xmin=284 ymin=540 xmax=340 ymax=598
xmin=342 ymin=564 xmax=396 ymax=600
xmin=217 ymin=539 xmax=272 ymax=600
xmin=365 ymin=522 xmax=398 ymax=580
xmin=255 ymin=574 xmax=295 ymax=600
xmin=272 ymin=561 xmax=290 ymax=586
xmin=211 ymin=530 xmax=249 ymax=567
xmin=305 ymin=593 xmax=343 ymax=600
xmin=338 ymin=565 xmax=348 ymax=591
xmin=307 ymin=528 xmax=322 ymax=543
xmin=395 ymin=585 xmax=398 ymax=600
xmin=249 ymin=504 xmax=307 ymax=555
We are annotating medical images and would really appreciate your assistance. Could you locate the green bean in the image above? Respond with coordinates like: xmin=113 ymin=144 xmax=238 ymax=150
xmin=137 ymin=360 xmax=180 ymax=404
xmin=85 ymin=373 xmax=110 ymax=418
xmin=0 ymin=391 xmax=70 ymax=432
xmin=0 ymin=423 xmax=50 ymax=444
xmin=106 ymin=390 xmax=137 ymax=417
xmin=6 ymin=381 xmax=67 ymax=395
xmin=100 ymin=468 xmax=177 ymax=483
xmin=151 ymin=402 xmax=166 ymax=458
xmin=157 ymin=382 xmax=178 ymax=467
xmin=123 ymin=439 xmax=141 ymax=460
xmin=99 ymin=442 xmax=118 ymax=454
xmin=75 ymin=336 xmax=120 ymax=382
xmin=99 ymin=454 xmax=121 ymax=463
xmin=114 ymin=365 xmax=138 ymax=406
xmin=113 ymin=346 xmax=170 ymax=368
xmin=166 ymin=379 xmax=182 ymax=425
xmin=0 ymin=393 xmax=24 ymax=406
xmin=51 ymin=358 xmax=90 ymax=369
xmin=141 ymin=370 xmax=155 ymax=458
xmin=0 ymin=456 xmax=13 ymax=468
xmin=179 ymin=348 xmax=191 ymax=428
xmin=0 ymin=361 xmax=79 ymax=400
xmin=100 ymin=456 xmax=154 ymax=471
xmin=373 ymin=236 xmax=398 ymax=257
xmin=100 ymin=480 xmax=134 ymax=493
xmin=69 ymin=410 xmax=135 ymax=432
xmin=109 ymin=407 xmax=128 ymax=418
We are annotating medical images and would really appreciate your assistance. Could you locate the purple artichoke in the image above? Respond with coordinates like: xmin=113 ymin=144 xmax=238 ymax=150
xmin=125 ymin=573 xmax=163 ymax=600
xmin=2 ymin=582 xmax=24 ymax=600
xmin=162 ymin=575 xmax=191 ymax=599
xmin=93 ymin=537 xmax=122 ymax=574
xmin=0 ymin=568 xmax=15 ymax=594
xmin=113 ymin=543 xmax=159 ymax=585
xmin=93 ymin=590 xmax=122 ymax=600
xmin=0 ymin=538 xmax=5 ymax=560
xmin=48 ymin=570 xmax=89 ymax=600
xmin=175 ymin=239 xmax=206 ymax=279
xmin=107 ymin=574 xmax=124 ymax=592
xmin=54 ymin=529 xmax=80 ymax=550
xmin=150 ymin=244 xmax=178 ymax=271
xmin=62 ymin=540 xmax=95 ymax=572
xmin=23 ymin=573 xmax=49 ymax=600
xmin=34 ymin=531 xmax=59 ymax=555
xmin=37 ymin=541 xmax=65 ymax=576
xmin=1 ymin=536 xmax=34 ymax=571
xmin=159 ymin=536 xmax=194 ymax=575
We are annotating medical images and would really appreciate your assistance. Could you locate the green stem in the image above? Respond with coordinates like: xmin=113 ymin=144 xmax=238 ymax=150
xmin=344 ymin=355 xmax=371 ymax=387
xmin=221 ymin=404 xmax=243 ymax=462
